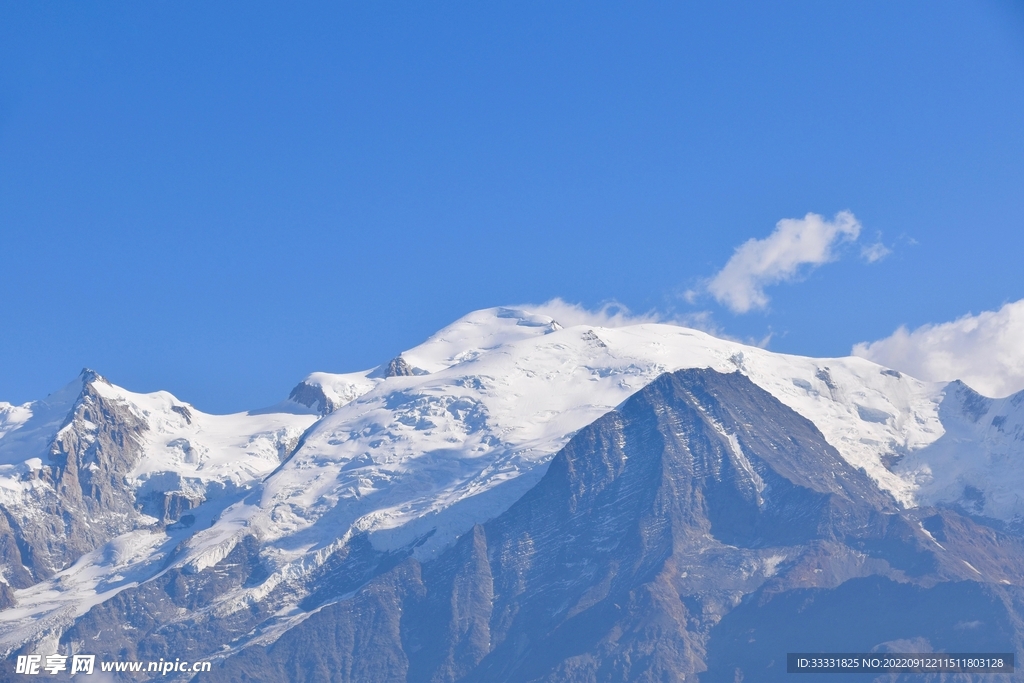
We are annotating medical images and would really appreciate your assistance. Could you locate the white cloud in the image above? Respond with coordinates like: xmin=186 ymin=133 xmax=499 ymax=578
xmin=675 ymin=310 xmax=728 ymax=338
xmin=528 ymin=300 xmax=773 ymax=348
xmin=853 ymin=299 xmax=1024 ymax=398
xmin=861 ymin=241 xmax=891 ymax=263
xmin=528 ymin=298 xmax=662 ymax=328
xmin=707 ymin=211 xmax=862 ymax=313
xmin=673 ymin=310 xmax=775 ymax=347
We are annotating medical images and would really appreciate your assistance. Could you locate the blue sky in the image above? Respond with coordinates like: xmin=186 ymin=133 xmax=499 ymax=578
xmin=2 ymin=2 xmax=1023 ymax=412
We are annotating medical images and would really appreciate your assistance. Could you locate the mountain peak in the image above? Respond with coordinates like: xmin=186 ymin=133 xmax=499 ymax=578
xmin=78 ymin=368 xmax=104 ymax=385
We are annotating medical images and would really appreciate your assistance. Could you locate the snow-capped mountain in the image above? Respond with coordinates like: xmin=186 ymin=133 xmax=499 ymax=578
xmin=205 ymin=368 xmax=1021 ymax=683
xmin=1 ymin=305 xmax=1023 ymax=681
xmin=0 ymin=369 xmax=314 ymax=579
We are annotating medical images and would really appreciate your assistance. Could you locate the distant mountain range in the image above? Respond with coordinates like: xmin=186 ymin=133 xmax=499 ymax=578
xmin=2 ymin=307 xmax=1023 ymax=681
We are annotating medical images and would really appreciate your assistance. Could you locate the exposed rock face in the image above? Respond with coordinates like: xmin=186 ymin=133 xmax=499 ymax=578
xmin=0 ymin=510 xmax=34 ymax=589
xmin=193 ymin=369 xmax=1024 ymax=683
xmin=288 ymin=381 xmax=341 ymax=416
xmin=385 ymin=356 xmax=415 ymax=377
xmin=0 ymin=583 xmax=15 ymax=610
xmin=0 ymin=373 xmax=147 ymax=583
xmin=58 ymin=535 xmax=270 ymax=666
xmin=140 ymin=488 xmax=202 ymax=525
xmin=704 ymin=577 xmax=1018 ymax=682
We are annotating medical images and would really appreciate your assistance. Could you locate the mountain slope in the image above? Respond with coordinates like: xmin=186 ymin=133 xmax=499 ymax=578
xmin=0 ymin=371 xmax=315 ymax=643
xmin=204 ymin=369 xmax=1023 ymax=682
xmin=2 ymin=306 xmax=1024 ymax=677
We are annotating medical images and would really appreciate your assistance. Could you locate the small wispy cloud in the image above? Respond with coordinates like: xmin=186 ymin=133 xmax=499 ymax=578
xmin=526 ymin=300 xmax=773 ymax=349
xmin=532 ymin=211 xmax=887 ymax=346
xmin=675 ymin=310 xmax=774 ymax=348
xmin=676 ymin=310 xmax=730 ymax=338
xmin=529 ymin=298 xmax=662 ymax=328
xmin=706 ymin=211 xmax=862 ymax=313
xmin=853 ymin=299 xmax=1024 ymax=398
xmin=861 ymin=243 xmax=890 ymax=263
xmin=860 ymin=234 xmax=892 ymax=263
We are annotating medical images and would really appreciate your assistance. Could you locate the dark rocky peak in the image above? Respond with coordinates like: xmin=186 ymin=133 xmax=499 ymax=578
xmin=385 ymin=355 xmax=414 ymax=377
xmin=0 ymin=369 xmax=125 ymax=477
xmin=2 ymin=370 xmax=151 ymax=579
xmin=77 ymin=367 xmax=108 ymax=387
xmin=669 ymin=370 xmax=893 ymax=504
xmin=484 ymin=370 xmax=898 ymax=658
xmin=814 ymin=366 xmax=840 ymax=401
xmin=206 ymin=368 xmax=919 ymax=682
xmin=0 ymin=369 xmax=134 ymax=584
xmin=502 ymin=368 xmax=895 ymax=557
xmin=170 ymin=404 xmax=193 ymax=424
xmin=367 ymin=355 xmax=430 ymax=379
xmin=990 ymin=386 xmax=1024 ymax=440
xmin=50 ymin=375 xmax=145 ymax=460
xmin=174 ymin=367 xmax=1024 ymax=682
xmin=942 ymin=379 xmax=994 ymax=423
xmin=288 ymin=381 xmax=339 ymax=416
xmin=33 ymin=368 xmax=108 ymax=422
xmin=0 ymin=580 xmax=16 ymax=610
